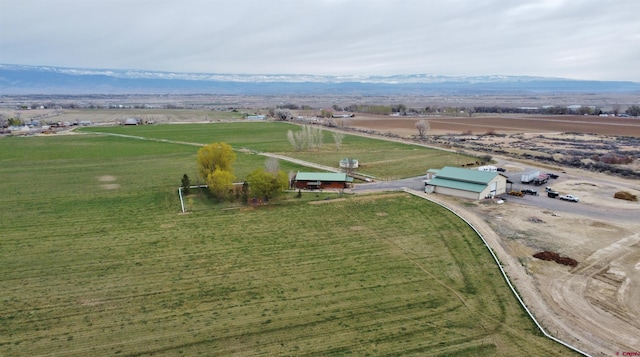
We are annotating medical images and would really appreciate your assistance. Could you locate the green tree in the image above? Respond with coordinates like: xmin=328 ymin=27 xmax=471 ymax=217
xmin=626 ymin=105 xmax=640 ymax=117
xmin=206 ymin=169 xmax=235 ymax=201
xmin=8 ymin=117 xmax=22 ymax=126
xmin=196 ymin=142 xmax=236 ymax=179
xmin=246 ymin=168 xmax=288 ymax=202
xmin=241 ymin=181 xmax=249 ymax=203
xmin=577 ymin=106 xmax=592 ymax=115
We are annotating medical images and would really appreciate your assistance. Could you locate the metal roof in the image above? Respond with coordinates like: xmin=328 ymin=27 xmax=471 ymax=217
xmin=295 ymin=172 xmax=354 ymax=182
xmin=427 ymin=177 xmax=488 ymax=193
xmin=435 ymin=166 xmax=498 ymax=184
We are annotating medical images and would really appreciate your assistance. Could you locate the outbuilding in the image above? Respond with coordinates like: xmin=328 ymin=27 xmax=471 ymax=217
xmin=425 ymin=166 xmax=508 ymax=199
xmin=293 ymin=172 xmax=354 ymax=190
xmin=124 ymin=118 xmax=139 ymax=125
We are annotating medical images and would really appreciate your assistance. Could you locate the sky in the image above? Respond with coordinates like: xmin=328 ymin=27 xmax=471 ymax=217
xmin=1 ymin=0 xmax=639 ymax=81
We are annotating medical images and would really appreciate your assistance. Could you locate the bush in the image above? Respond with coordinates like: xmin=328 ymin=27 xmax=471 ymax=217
xmin=613 ymin=191 xmax=638 ymax=201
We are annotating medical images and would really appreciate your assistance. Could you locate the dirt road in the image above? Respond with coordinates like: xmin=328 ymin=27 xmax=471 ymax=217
xmin=427 ymin=168 xmax=640 ymax=356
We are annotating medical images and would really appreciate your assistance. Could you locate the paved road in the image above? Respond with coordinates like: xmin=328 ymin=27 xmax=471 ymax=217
xmin=497 ymin=165 xmax=639 ymax=223
xmin=355 ymin=168 xmax=638 ymax=223
xmin=352 ymin=176 xmax=425 ymax=193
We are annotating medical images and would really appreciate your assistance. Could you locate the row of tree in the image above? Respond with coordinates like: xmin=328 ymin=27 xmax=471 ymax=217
xmin=189 ymin=124 xmax=349 ymax=205
xmin=274 ymin=103 xmax=640 ymax=118
xmin=190 ymin=142 xmax=289 ymax=203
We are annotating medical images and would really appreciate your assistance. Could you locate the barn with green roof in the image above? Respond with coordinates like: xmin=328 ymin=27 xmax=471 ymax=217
xmin=425 ymin=166 xmax=508 ymax=200
xmin=293 ymin=172 xmax=354 ymax=190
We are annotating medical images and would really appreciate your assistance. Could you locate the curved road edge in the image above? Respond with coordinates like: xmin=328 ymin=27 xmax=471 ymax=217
xmin=403 ymin=188 xmax=593 ymax=357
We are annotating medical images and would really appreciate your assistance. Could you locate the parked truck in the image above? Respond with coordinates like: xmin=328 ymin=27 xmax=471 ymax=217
xmin=521 ymin=170 xmax=540 ymax=184
xmin=559 ymin=194 xmax=580 ymax=202
xmin=532 ymin=174 xmax=550 ymax=186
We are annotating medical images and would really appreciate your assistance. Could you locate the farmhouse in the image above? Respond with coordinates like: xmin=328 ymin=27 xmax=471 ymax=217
xmin=293 ymin=171 xmax=354 ymax=190
xmin=425 ymin=166 xmax=508 ymax=199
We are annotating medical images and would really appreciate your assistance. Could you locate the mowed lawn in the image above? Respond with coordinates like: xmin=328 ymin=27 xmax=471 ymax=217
xmin=0 ymin=132 xmax=575 ymax=356
xmin=80 ymin=122 xmax=476 ymax=179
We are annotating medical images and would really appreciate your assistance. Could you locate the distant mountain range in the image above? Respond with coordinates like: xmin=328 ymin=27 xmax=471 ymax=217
xmin=1 ymin=64 xmax=639 ymax=95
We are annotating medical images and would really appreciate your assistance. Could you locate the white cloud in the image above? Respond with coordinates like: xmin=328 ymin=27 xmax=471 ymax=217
xmin=1 ymin=0 xmax=639 ymax=81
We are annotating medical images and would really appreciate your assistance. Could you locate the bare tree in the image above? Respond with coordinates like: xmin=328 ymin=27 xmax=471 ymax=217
xmin=612 ymin=103 xmax=621 ymax=116
xmin=336 ymin=117 xmax=351 ymax=129
xmin=332 ymin=131 xmax=344 ymax=151
xmin=342 ymin=158 xmax=358 ymax=174
xmin=265 ymin=157 xmax=280 ymax=174
xmin=310 ymin=125 xmax=323 ymax=150
xmin=287 ymin=130 xmax=305 ymax=151
xmin=415 ymin=119 xmax=430 ymax=141
xmin=466 ymin=107 xmax=476 ymax=117
xmin=275 ymin=109 xmax=292 ymax=121
xmin=287 ymin=125 xmax=322 ymax=151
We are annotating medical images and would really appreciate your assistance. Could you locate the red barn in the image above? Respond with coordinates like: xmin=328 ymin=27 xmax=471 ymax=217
xmin=293 ymin=172 xmax=354 ymax=190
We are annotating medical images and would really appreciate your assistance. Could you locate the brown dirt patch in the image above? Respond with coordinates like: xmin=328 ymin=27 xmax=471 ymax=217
xmin=349 ymin=114 xmax=640 ymax=137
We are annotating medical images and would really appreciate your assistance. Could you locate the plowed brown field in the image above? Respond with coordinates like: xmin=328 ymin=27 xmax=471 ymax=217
xmin=350 ymin=114 xmax=640 ymax=137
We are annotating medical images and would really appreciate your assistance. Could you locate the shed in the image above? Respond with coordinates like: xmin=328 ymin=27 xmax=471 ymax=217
xmin=425 ymin=166 xmax=507 ymax=199
xmin=339 ymin=158 xmax=359 ymax=169
xmin=293 ymin=172 xmax=354 ymax=190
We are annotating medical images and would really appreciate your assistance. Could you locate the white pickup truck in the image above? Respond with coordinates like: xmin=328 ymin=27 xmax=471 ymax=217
xmin=559 ymin=194 xmax=580 ymax=202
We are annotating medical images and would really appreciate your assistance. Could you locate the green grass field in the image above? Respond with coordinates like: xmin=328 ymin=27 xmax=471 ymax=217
xmin=79 ymin=122 xmax=476 ymax=179
xmin=0 ymin=127 xmax=576 ymax=356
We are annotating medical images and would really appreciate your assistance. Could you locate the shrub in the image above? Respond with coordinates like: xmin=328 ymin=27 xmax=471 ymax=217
xmin=613 ymin=191 xmax=638 ymax=201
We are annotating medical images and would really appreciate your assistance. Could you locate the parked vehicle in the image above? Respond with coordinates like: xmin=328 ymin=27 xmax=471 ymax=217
xmin=496 ymin=167 xmax=506 ymax=172
xmin=508 ymin=190 xmax=524 ymax=197
xmin=559 ymin=194 xmax=579 ymax=202
xmin=547 ymin=173 xmax=559 ymax=179
xmin=521 ymin=170 xmax=540 ymax=184
xmin=521 ymin=189 xmax=538 ymax=195
xmin=532 ymin=174 xmax=549 ymax=186
xmin=478 ymin=165 xmax=497 ymax=172
xmin=547 ymin=191 xmax=559 ymax=198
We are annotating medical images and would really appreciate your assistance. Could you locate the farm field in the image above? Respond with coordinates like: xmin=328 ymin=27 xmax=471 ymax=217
xmin=0 ymin=108 xmax=245 ymax=126
xmin=79 ymin=122 xmax=477 ymax=179
xmin=0 ymin=128 xmax=576 ymax=356
xmin=349 ymin=113 xmax=640 ymax=137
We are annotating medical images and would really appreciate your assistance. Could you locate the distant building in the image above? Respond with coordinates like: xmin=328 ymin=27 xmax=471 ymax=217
xmin=247 ymin=115 xmax=266 ymax=120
